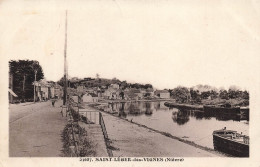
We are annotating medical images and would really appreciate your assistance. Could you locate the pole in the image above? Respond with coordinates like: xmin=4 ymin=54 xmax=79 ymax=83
xmin=63 ymin=10 xmax=68 ymax=105
xmin=34 ymin=72 xmax=36 ymax=102
xmin=10 ymin=73 xmax=13 ymax=103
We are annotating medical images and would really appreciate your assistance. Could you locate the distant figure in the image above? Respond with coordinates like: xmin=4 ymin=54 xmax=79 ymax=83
xmin=130 ymin=118 xmax=133 ymax=123
xmin=52 ymin=100 xmax=56 ymax=107
xmin=223 ymin=127 xmax=226 ymax=130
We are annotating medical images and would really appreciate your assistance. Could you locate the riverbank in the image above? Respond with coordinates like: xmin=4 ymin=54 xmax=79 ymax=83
xmin=85 ymin=104 xmax=226 ymax=157
xmin=98 ymin=98 xmax=175 ymax=104
xmin=164 ymin=102 xmax=203 ymax=110
xmin=164 ymin=101 xmax=249 ymax=113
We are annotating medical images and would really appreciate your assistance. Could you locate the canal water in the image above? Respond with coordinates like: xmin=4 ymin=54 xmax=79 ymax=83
xmin=99 ymin=101 xmax=249 ymax=149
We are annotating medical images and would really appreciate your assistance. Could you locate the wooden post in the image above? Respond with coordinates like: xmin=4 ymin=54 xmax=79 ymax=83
xmin=9 ymin=73 xmax=13 ymax=103
xmin=99 ymin=112 xmax=101 ymax=125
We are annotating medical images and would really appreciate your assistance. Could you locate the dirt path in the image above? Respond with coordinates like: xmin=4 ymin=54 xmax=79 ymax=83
xmin=9 ymin=100 xmax=67 ymax=157
xmin=101 ymin=112 xmax=222 ymax=157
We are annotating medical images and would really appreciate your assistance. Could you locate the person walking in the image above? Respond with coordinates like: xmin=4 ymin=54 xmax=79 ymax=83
xmin=51 ymin=99 xmax=56 ymax=107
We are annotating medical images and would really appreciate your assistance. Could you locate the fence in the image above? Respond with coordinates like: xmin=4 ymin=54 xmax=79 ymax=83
xmin=99 ymin=112 xmax=113 ymax=157
xmin=68 ymin=98 xmax=113 ymax=157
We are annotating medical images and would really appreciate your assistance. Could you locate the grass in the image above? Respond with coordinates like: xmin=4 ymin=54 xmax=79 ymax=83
xmin=62 ymin=122 xmax=97 ymax=157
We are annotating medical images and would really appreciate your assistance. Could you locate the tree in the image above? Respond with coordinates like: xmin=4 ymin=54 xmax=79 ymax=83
xmin=119 ymin=92 xmax=124 ymax=99
xmin=219 ymin=89 xmax=229 ymax=100
xmin=57 ymin=76 xmax=65 ymax=87
xmin=144 ymin=84 xmax=153 ymax=89
xmin=201 ymin=91 xmax=211 ymax=99
xmin=31 ymin=61 xmax=40 ymax=102
xmin=210 ymin=90 xmax=218 ymax=99
xmin=242 ymin=90 xmax=249 ymax=100
xmin=228 ymin=88 xmax=239 ymax=99
xmin=171 ymin=86 xmax=190 ymax=103
xmin=190 ymin=88 xmax=201 ymax=103
xmin=9 ymin=60 xmax=44 ymax=102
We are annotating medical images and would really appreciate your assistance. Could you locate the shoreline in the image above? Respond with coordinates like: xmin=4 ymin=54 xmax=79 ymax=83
xmin=97 ymin=99 xmax=249 ymax=111
xmin=86 ymin=103 xmax=228 ymax=157
xmin=98 ymin=98 xmax=175 ymax=103
xmin=164 ymin=102 xmax=204 ymax=110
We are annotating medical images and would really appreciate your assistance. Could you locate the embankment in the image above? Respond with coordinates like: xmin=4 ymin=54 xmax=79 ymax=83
xmin=164 ymin=102 xmax=203 ymax=110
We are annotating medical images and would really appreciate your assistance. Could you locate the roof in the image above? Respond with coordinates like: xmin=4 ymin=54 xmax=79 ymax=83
xmin=155 ymin=90 xmax=169 ymax=94
xmin=33 ymin=79 xmax=53 ymax=87
xmin=127 ymin=88 xmax=141 ymax=93
xmin=146 ymin=88 xmax=154 ymax=93
xmin=106 ymin=88 xmax=117 ymax=93
xmin=83 ymin=93 xmax=98 ymax=97
xmin=125 ymin=92 xmax=138 ymax=98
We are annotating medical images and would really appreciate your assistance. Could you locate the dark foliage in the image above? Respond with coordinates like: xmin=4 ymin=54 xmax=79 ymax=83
xmin=9 ymin=60 xmax=44 ymax=102
xmin=171 ymin=86 xmax=190 ymax=103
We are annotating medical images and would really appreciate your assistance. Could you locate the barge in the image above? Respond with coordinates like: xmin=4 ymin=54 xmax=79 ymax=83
xmin=203 ymin=104 xmax=240 ymax=114
xmin=213 ymin=128 xmax=249 ymax=157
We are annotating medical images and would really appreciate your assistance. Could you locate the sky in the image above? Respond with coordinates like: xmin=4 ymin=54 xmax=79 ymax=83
xmin=1 ymin=0 xmax=260 ymax=90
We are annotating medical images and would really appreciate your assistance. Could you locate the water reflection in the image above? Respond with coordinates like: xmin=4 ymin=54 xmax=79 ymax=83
xmin=172 ymin=109 xmax=190 ymax=125
xmin=99 ymin=101 xmax=249 ymax=123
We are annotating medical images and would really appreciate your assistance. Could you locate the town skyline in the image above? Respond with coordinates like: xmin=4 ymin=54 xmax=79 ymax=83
xmin=8 ymin=58 xmax=251 ymax=91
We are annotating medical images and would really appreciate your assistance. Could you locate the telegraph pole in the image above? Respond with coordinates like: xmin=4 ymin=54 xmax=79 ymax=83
xmin=63 ymin=10 xmax=68 ymax=105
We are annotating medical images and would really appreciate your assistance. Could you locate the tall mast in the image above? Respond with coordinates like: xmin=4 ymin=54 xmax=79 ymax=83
xmin=63 ymin=10 xmax=68 ymax=105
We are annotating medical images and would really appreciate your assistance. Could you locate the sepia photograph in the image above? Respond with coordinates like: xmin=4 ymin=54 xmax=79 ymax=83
xmin=1 ymin=0 xmax=260 ymax=166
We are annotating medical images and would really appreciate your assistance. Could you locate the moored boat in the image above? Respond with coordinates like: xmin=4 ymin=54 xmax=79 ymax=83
xmin=213 ymin=128 xmax=249 ymax=157
xmin=240 ymin=106 xmax=249 ymax=117
xmin=203 ymin=104 xmax=240 ymax=114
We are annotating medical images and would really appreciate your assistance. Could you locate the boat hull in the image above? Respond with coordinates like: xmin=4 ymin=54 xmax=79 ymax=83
xmin=204 ymin=105 xmax=240 ymax=114
xmin=213 ymin=134 xmax=249 ymax=157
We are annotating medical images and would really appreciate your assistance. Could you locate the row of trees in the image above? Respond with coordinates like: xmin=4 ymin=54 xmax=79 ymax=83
xmin=169 ymin=86 xmax=249 ymax=106
xmin=57 ymin=76 xmax=153 ymax=90
xmin=9 ymin=60 xmax=44 ymax=102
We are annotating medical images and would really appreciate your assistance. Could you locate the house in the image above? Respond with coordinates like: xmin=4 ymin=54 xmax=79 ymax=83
xmin=109 ymin=84 xmax=120 ymax=89
xmin=77 ymin=85 xmax=85 ymax=93
xmin=129 ymin=88 xmax=143 ymax=99
xmin=71 ymin=95 xmax=79 ymax=103
xmin=103 ymin=88 xmax=114 ymax=99
xmin=146 ymin=88 xmax=154 ymax=96
xmin=33 ymin=79 xmax=54 ymax=101
xmin=154 ymin=90 xmax=170 ymax=99
xmin=82 ymin=93 xmax=98 ymax=103
xmin=103 ymin=88 xmax=122 ymax=99
xmin=85 ymin=88 xmax=95 ymax=94
xmin=123 ymin=88 xmax=141 ymax=100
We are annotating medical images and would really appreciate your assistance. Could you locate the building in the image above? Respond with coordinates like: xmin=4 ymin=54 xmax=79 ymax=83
xmin=82 ymin=93 xmax=98 ymax=103
xmin=154 ymin=90 xmax=170 ymax=99
xmin=71 ymin=95 xmax=79 ymax=103
xmin=146 ymin=88 xmax=154 ymax=97
xmin=33 ymin=79 xmax=56 ymax=101
xmin=109 ymin=84 xmax=120 ymax=89
xmin=103 ymin=88 xmax=120 ymax=99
